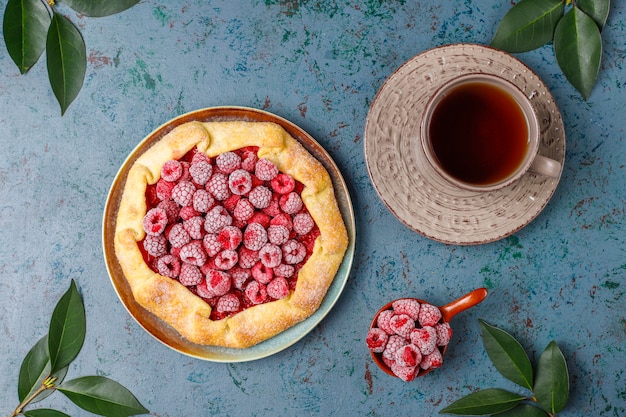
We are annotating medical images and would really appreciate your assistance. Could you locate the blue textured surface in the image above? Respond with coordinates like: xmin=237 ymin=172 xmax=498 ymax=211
xmin=1 ymin=1 xmax=624 ymax=416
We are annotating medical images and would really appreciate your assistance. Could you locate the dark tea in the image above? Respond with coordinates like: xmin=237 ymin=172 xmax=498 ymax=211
xmin=428 ymin=81 xmax=529 ymax=186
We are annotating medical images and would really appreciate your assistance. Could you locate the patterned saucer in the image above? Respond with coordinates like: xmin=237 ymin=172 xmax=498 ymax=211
xmin=364 ymin=44 xmax=565 ymax=245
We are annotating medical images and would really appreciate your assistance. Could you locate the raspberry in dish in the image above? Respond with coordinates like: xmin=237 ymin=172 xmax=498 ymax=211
xmin=114 ymin=121 xmax=348 ymax=348
xmin=367 ymin=298 xmax=453 ymax=380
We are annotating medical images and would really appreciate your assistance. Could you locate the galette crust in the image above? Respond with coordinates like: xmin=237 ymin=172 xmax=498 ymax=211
xmin=114 ymin=121 xmax=348 ymax=348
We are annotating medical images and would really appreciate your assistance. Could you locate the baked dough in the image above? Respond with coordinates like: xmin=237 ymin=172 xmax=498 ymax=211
xmin=114 ymin=121 xmax=349 ymax=348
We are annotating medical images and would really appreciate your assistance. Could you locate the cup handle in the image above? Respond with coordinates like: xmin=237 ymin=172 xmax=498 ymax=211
xmin=529 ymin=154 xmax=561 ymax=178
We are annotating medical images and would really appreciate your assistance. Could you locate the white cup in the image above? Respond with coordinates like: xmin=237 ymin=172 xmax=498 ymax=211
xmin=420 ymin=73 xmax=561 ymax=192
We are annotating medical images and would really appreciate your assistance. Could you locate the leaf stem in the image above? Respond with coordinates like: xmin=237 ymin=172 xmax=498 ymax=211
xmin=9 ymin=377 xmax=57 ymax=417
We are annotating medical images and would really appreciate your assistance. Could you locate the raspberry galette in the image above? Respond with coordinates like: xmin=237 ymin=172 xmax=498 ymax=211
xmin=114 ymin=121 xmax=349 ymax=348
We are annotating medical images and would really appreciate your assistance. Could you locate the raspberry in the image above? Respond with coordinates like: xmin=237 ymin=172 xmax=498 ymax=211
xmin=366 ymin=327 xmax=388 ymax=353
xmin=382 ymin=335 xmax=406 ymax=363
xmin=241 ymin=150 xmax=258 ymax=172
xmin=157 ymin=254 xmax=181 ymax=278
xmin=183 ymin=216 xmax=204 ymax=240
xmin=143 ymin=234 xmax=167 ymax=257
xmin=389 ymin=314 xmax=415 ymax=338
xmin=233 ymin=198 xmax=254 ymax=221
xmin=216 ymin=151 xmax=241 ymax=174
xmin=267 ymin=277 xmax=289 ymax=299
xmin=179 ymin=206 xmax=200 ymax=221
xmin=279 ymin=192 xmax=303 ymax=214
xmin=245 ymin=280 xmax=268 ymax=305
xmin=259 ymin=243 xmax=282 ymax=268
xmin=179 ymin=263 xmax=203 ymax=286
xmin=171 ymin=181 xmax=195 ymax=207
xmin=254 ymin=158 xmax=279 ymax=181
xmin=262 ymin=194 xmax=281 ymax=217
xmin=435 ymin=322 xmax=453 ymax=346
xmin=202 ymin=233 xmax=222 ymax=257
xmin=392 ymin=299 xmax=421 ymax=321
xmin=232 ymin=219 xmax=247 ymax=229
xmin=217 ymin=225 xmax=243 ymax=250
xmin=161 ymin=160 xmax=183 ymax=182
xmin=282 ymin=240 xmax=306 ymax=264
xmin=251 ymin=261 xmax=273 ymax=284
xmin=228 ymin=169 xmax=252 ymax=195
xmin=142 ymin=207 xmax=168 ymax=236
xmin=230 ymin=267 xmax=251 ymax=290
xmin=270 ymin=213 xmax=293 ymax=230
xmin=206 ymin=173 xmax=230 ymax=201
xmin=248 ymin=211 xmax=270 ymax=228
xmin=157 ymin=200 xmax=180 ymax=223
xmin=179 ymin=240 xmax=207 ymax=266
xmin=420 ymin=349 xmax=443 ymax=371
xmin=418 ymin=303 xmax=442 ymax=327
xmin=248 ymin=186 xmax=272 ymax=209
xmin=192 ymin=189 xmax=214 ymax=213
xmin=292 ymin=212 xmax=314 ymax=235
xmin=204 ymin=206 xmax=232 ymax=234
xmin=156 ymin=179 xmax=175 ymax=201
xmin=238 ymin=246 xmax=259 ymax=268
xmin=214 ymin=249 xmax=238 ymax=270
xmin=167 ymin=223 xmax=191 ymax=248
xmin=222 ymin=194 xmax=241 ymax=213
xmin=274 ymin=263 xmax=295 ymax=278
xmin=390 ymin=363 xmax=418 ymax=382
xmin=204 ymin=269 xmax=231 ymax=297
xmin=195 ymin=280 xmax=214 ymax=299
xmin=243 ymin=222 xmax=268 ymax=251
xmin=395 ymin=343 xmax=422 ymax=368
xmin=410 ymin=326 xmax=437 ymax=355
xmin=270 ymin=173 xmax=295 ymax=194
xmin=376 ymin=309 xmax=395 ymax=335
xmin=267 ymin=225 xmax=290 ymax=245
xmin=191 ymin=150 xmax=211 ymax=164
xmin=216 ymin=293 xmax=240 ymax=313
xmin=189 ymin=160 xmax=213 ymax=185
xmin=179 ymin=161 xmax=191 ymax=181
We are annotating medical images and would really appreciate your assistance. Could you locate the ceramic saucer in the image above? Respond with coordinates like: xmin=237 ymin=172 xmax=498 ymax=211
xmin=364 ymin=43 xmax=565 ymax=245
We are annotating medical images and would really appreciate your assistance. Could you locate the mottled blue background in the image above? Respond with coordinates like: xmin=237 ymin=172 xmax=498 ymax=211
xmin=1 ymin=1 xmax=624 ymax=416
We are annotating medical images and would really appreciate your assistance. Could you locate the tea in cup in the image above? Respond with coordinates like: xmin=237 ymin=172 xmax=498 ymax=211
xmin=420 ymin=73 xmax=560 ymax=191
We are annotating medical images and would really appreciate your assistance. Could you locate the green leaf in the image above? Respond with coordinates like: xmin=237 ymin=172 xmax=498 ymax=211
xmin=24 ymin=409 xmax=72 ymax=417
xmin=58 ymin=376 xmax=150 ymax=417
xmin=497 ymin=404 xmax=549 ymax=417
xmin=2 ymin=0 xmax=51 ymax=73
xmin=439 ymin=388 xmax=525 ymax=415
xmin=46 ymin=12 xmax=86 ymax=115
xmin=491 ymin=0 xmax=564 ymax=53
xmin=60 ymin=0 xmax=140 ymax=17
xmin=534 ymin=341 xmax=569 ymax=414
xmin=18 ymin=335 xmax=50 ymax=402
xmin=553 ymin=6 xmax=602 ymax=100
xmin=18 ymin=335 xmax=69 ymax=404
xmin=577 ymin=0 xmax=610 ymax=29
xmin=478 ymin=320 xmax=534 ymax=390
xmin=48 ymin=280 xmax=86 ymax=374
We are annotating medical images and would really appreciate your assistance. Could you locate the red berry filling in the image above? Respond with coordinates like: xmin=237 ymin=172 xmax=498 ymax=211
xmin=367 ymin=299 xmax=453 ymax=381
xmin=139 ymin=146 xmax=320 ymax=320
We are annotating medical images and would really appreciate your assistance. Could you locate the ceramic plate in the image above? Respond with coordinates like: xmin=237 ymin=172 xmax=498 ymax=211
xmin=364 ymin=43 xmax=565 ymax=245
xmin=102 ymin=107 xmax=355 ymax=362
